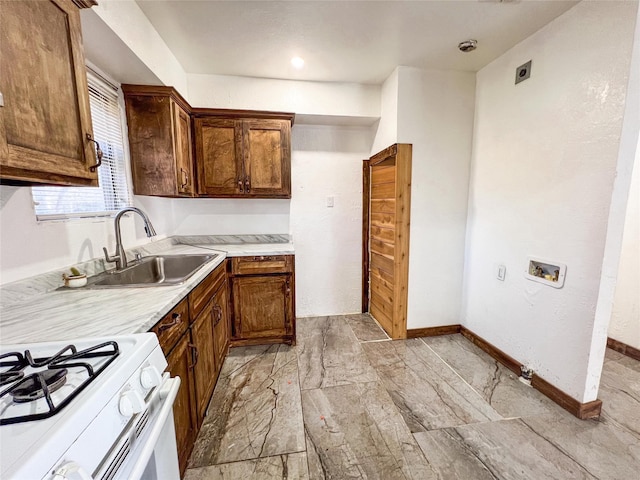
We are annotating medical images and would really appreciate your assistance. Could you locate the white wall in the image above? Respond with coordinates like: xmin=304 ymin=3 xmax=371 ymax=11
xmin=291 ymin=125 xmax=373 ymax=317
xmin=187 ymin=74 xmax=380 ymax=122
xmin=170 ymin=199 xmax=290 ymax=235
xmin=91 ymin=0 xmax=188 ymax=95
xmin=586 ymin=1 xmax=640 ymax=399
xmin=395 ymin=67 xmax=476 ymax=329
xmin=608 ymin=140 xmax=640 ymax=349
xmin=606 ymin=2 xmax=640 ymax=352
xmin=370 ymin=67 xmax=400 ymax=155
xmin=461 ymin=1 xmax=637 ymax=402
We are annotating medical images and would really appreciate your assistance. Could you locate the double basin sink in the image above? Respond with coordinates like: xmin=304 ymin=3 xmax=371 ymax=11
xmin=86 ymin=253 xmax=218 ymax=288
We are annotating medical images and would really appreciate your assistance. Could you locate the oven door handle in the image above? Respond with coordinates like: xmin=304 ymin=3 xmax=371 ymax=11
xmin=125 ymin=376 xmax=181 ymax=480
xmin=52 ymin=461 xmax=94 ymax=480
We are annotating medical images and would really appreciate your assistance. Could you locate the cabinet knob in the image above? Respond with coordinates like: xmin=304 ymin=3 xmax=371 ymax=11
xmin=238 ymin=178 xmax=244 ymax=193
xmin=86 ymin=133 xmax=103 ymax=172
xmin=245 ymin=176 xmax=251 ymax=193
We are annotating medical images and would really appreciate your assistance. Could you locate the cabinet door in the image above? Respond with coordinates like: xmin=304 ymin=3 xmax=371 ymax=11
xmin=172 ymin=100 xmax=194 ymax=196
xmin=233 ymin=275 xmax=292 ymax=339
xmin=191 ymin=303 xmax=217 ymax=424
xmin=212 ymin=281 xmax=230 ymax=372
xmin=166 ymin=334 xmax=197 ymax=478
xmin=0 ymin=0 xmax=98 ymax=186
xmin=195 ymin=117 xmax=244 ymax=196
xmin=242 ymin=119 xmax=291 ymax=198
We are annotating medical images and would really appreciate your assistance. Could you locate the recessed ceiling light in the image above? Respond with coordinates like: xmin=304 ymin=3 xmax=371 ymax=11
xmin=291 ymin=56 xmax=305 ymax=69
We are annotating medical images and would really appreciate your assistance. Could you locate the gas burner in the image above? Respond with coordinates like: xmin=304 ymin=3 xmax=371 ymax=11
xmin=0 ymin=341 xmax=119 ymax=425
xmin=11 ymin=369 xmax=68 ymax=403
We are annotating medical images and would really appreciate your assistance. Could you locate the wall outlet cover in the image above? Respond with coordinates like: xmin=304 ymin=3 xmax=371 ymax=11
xmin=515 ymin=60 xmax=532 ymax=85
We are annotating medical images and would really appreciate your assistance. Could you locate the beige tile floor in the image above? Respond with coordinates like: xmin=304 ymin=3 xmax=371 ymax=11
xmin=185 ymin=314 xmax=640 ymax=480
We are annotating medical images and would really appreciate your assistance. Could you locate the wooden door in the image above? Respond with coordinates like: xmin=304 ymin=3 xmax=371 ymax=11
xmin=166 ymin=333 xmax=197 ymax=478
xmin=191 ymin=303 xmax=217 ymax=424
xmin=212 ymin=281 xmax=230 ymax=372
xmin=195 ymin=117 xmax=244 ymax=196
xmin=365 ymin=144 xmax=412 ymax=339
xmin=172 ymin=100 xmax=194 ymax=196
xmin=242 ymin=119 xmax=291 ymax=198
xmin=0 ymin=0 xmax=98 ymax=186
xmin=232 ymin=275 xmax=291 ymax=339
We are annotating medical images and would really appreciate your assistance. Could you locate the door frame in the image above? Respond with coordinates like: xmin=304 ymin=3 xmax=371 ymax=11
xmin=362 ymin=143 xmax=412 ymax=339
xmin=362 ymin=158 xmax=371 ymax=313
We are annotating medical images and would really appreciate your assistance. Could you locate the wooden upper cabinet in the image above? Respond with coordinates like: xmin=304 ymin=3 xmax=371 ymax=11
xmin=193 ymin=110 xmax=294 ymax=199
xmin=122 ymin=85 xmax=194 ymax=197
xmin=194 ymin=117 xmax=243 ymax=196
xmin=173 ymin=101 xmax=194 ymax=196
xmin=243 ymin=119 xmax=291 ymax=197
xmin=0 ymin=0 xmax=99 ymax=186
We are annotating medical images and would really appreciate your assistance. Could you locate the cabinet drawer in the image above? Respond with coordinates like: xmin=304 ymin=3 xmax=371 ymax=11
xmin=231 ymin=255 xmax=293 ymax=275
xmin=189 ymin=261 xmax=226 ymax=320
xmin=152 ymin=298 xmax=189 ymax=356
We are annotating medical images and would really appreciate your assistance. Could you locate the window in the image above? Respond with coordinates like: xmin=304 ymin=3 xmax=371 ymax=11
xmin=31 ymin=67 xmax=132 ymax=220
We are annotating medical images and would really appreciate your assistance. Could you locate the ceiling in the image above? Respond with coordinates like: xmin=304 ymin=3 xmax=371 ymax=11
xmin=136 ymin=0 xmax=578 ymax=84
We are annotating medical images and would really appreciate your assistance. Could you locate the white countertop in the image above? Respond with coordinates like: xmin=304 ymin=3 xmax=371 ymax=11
xmin=0 ymin=241 xmax=294 ymax=345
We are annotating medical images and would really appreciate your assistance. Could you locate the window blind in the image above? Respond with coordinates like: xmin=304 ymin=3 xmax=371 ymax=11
xmin=31 ymin=69 xmax=132 ymax=220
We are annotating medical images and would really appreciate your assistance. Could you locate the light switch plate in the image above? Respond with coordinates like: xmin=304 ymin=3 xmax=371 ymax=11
xmin=497 ymin=265 xmax=506 ymax=281
xmin=326 ymin=196 xmax=334 ymax=208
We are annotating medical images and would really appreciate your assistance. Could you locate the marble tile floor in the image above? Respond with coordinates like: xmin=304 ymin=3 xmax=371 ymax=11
xmin=185 ymin=314 xmax=640 ymax=480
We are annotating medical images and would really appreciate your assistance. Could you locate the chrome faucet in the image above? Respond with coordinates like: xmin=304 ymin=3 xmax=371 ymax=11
xmin=103 ymin=207 xmax=157 ymax=271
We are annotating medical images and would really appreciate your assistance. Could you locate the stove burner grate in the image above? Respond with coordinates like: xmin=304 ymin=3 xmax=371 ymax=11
xmin=0 ymin=341 xmax=119 ymax=425
xmin=10 ymin=368 xmax=68 ymax=403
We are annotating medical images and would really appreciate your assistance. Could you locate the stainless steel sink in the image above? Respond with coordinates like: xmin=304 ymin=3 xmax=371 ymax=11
xmin=86 ymin=254 xmax=218 ymax=288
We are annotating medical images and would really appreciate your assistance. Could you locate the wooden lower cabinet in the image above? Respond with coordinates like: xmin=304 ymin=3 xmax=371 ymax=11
xmin=212 ymin=280 xmax=230 ymax=371
xmin=191 ymin=302 xmax=217 ymax=426
xmin=232 ymin=275 xmax=292 ymax=340
xmin=151 ymin=257 xmax=293 ymax=477
xmin=229 ymin=255 xmax=295 ymax=346
xmin=165 ymin=333 xmax=197 ymax=478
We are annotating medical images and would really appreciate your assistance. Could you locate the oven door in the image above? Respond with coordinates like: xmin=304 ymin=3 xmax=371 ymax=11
xmin=49 ymin=374 xmax=181 ymax=480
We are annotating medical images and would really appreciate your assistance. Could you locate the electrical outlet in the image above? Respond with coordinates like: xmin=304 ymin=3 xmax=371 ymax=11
xmin=326 ymin=196 xmax=334 ymax=208
xmin=515 ymin=60 xmax=532 ymax=85
xmin=497 ymin=265 xmax=506 ymax=281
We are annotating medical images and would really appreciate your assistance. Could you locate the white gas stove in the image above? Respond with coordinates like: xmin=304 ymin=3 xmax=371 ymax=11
xmin=0 ymin=333 xmax=180 ymax=480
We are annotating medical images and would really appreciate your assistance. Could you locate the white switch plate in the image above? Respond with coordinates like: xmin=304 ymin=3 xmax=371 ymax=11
xmin=326 ymin=196 xmax=334 ymax=207
xmin=497 ymin=265 xmax=506 ymax=281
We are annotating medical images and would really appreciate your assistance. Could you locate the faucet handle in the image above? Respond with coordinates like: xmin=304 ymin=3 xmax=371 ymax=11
xmin=103 ymin=247 xmax=119 ymax=265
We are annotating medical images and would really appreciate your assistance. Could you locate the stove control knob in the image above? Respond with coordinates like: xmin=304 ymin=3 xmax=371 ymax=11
xmin=140 ymin=366 xmax=162 ymax=389
xmin=118 ymin=390 xmax=145 ymax=417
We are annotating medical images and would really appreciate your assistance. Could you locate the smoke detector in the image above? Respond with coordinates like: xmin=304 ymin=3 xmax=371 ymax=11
xmin=458 ymin=40 xmax=478 ymax=53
